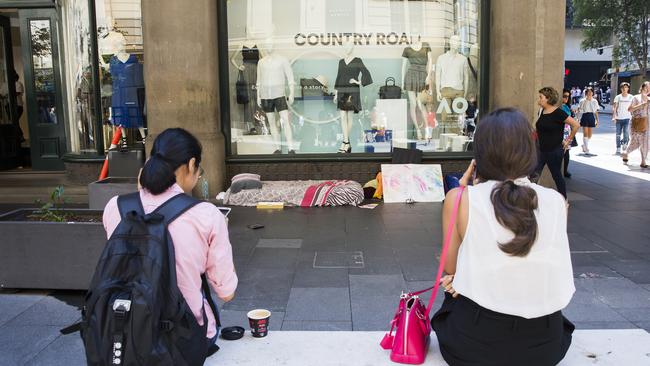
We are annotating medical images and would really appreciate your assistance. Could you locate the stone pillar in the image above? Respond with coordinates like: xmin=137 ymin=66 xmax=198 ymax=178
xmin=489 ymin=0 xmax=566 ymax=192
xmin=489 ymin=0 xmax=566 ymax=122
xmin=141 ymin=0 xmax=226 ymax=196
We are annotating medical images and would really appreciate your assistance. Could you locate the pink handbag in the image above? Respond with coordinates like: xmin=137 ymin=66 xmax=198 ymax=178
xmin=380 ymin=186 xmax=465 ymax=364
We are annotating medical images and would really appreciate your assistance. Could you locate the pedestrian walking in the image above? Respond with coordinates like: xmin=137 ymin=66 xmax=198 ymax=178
xmin=575 ymin=87 xmax=582 ymax=105
xmin=534 ymin=86 xmax=580 ymax=199
xmin=433 ymin=108 xmax=575 ymax=366
xmin=577 ymin=88 xmax=600 ymax=155
xmin=622 ymin=81 xmax=650 ymax=168
xmin=561 ymin=90 xmax=578 ymax=177
xmin=613 ymin=82 xmax=633 ymax=154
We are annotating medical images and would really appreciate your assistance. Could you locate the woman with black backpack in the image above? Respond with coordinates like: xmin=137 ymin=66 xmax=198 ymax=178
xmin=102 ymin=128 xmax=238 ymax=360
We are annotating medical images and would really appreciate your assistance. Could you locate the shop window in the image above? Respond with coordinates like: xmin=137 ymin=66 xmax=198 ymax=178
xmin=95 ymin=0 xmax=146 ymax=150
xmin=60 ymin=0 xmax=96 ymax=152
xmin=225 ymin=0 xmax=482 ymax=156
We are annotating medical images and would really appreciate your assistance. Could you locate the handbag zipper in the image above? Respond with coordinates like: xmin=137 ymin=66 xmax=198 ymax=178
xmin=404 ymin=300 xmax=410 ymax=355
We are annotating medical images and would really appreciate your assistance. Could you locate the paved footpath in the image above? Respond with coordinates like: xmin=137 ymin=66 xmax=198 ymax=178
xmin=1 ymin=106 xmax=650 ymax=364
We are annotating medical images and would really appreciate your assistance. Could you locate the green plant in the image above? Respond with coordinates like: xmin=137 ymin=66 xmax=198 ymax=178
xmin=31 ymin=186 xmax=70 ymax=222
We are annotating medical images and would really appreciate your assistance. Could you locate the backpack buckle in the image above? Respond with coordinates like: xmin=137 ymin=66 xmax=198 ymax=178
xmin=160 ymin=320 xmax=174 ymax=331
xmin=112 ymin=299 xmax=132 ymax=313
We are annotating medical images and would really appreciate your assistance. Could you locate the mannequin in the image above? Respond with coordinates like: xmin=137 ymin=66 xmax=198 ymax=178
xmin=401 ymin=40 xmax=432 ymax=140
xmin=230 ymin=40 xmax=259 ymax=130
xmin=100 ymin=31 xmax=146 ymax=149
xmin=333 ymin=40 xmax=373 ymax=153
xmin=256 ymin=38 xmax=295 ymax=154
xmin=435 ymin=35 xmax=469 ymax=125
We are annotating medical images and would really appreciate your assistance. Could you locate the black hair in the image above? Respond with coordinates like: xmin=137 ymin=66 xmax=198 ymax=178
xmin=474 ymin=108 xmax=539 ymax=257
xmin=139 ymin=128 xmax=202 ymax=195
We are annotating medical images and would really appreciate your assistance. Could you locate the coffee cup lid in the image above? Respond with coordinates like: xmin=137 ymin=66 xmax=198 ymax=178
xmin=221 ymin=326 xmax=245 ymax=341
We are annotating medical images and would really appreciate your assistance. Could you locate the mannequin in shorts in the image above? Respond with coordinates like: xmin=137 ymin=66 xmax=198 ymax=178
xmin=256 ymin=38 xmax=295 ymax=154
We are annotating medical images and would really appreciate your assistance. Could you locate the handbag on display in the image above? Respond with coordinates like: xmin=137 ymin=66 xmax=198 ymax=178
xmin=380 ymin=186 xmax=465 ymax=364
xmin=631 ymin=117 xmax=648 ymax=133
xmin=236 ymin=70 xmax=249 ymax=104
xmin=418 ymin=87 xmax=434 ymax=105
xmin=379 ymin=77 xmax=402 ymax=99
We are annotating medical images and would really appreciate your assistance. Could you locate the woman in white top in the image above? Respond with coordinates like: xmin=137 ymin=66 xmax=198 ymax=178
xmin=577 ymin=88 xmax=600 ymax=154
xmin=431 ymin=108 xmax=575 ymax=366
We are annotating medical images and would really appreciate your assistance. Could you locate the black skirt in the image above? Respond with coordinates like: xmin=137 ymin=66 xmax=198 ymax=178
xmin=431 ymin=293 xmax=574 ymax=366
xmin=580 ymin=112 xmax=596 ymax=127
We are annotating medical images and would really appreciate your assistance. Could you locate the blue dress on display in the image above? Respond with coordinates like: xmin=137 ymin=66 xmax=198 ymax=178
xmin=110 ymin=54 xmax=144 ymax=128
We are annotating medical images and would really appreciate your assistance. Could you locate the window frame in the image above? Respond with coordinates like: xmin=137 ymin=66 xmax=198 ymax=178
xmin=218 ymin=0 xmax=491 ymax=161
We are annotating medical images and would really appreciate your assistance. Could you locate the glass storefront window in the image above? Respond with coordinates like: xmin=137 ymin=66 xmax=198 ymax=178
xmin=226 ymin=0 xmax=481 ymax=156
xmin=60 ymin=0 xmax=97 ymax=152
xmin=95 ymin=0 xmax=145 ymax=150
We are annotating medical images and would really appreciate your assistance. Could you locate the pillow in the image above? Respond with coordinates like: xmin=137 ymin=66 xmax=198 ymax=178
xmin=230 ymin=173 xmax=262 ymax=194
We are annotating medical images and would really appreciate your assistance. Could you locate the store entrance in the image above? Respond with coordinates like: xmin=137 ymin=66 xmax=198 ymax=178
xmin=0 ymin=7 xmax=65 ymax=172
xmin=19 ymin=8 xmax=65 ymax=171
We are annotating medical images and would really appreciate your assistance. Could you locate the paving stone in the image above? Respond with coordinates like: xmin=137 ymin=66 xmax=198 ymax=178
xmin=351 ymin=295 xmax=395 ymax=331
xmin=0 ymin=291 xmax=48 ymax=327
xmin=25 ymin=333 xmax=86 ymax=366
xmin=633 ymin=322 xmax=650 ymax=332
xmin=221 ymin=268 xmax=294 ymax=312
xmin=613 ymin=308 xmax=650 ymax=322
xmin=573 ymin=266 xmax=623 ymax=279
xmin=572 ymin=321 xmax=638 ymax=329
xmin=257 ymin=238 xmax=303 ymax=249
xmin=292 ymin=252 xmax=349 ymax=288
xmin=0 ymin=325 xmax=61 ymax=366
xmin=349 ymin=275 xmax=406 ymax=298
xmin=347 ymin=254 xmax=402 ymax=275
xmin=576 ymin=278 xmax=650 ymax=309
xmin=4 ymin=295 xmax=81 ymax=327
xmin=601 ymin=260 xmax=650 ymax=284
xmin=313 ymin=251 xmax=364 ymax=269
xmin=284 ymin=288 xmax=350 ymax=322
xmin=247 ymin=248 xmax=300 ymax=269
xmin=281 ymin=320 xmax=352 ymax=331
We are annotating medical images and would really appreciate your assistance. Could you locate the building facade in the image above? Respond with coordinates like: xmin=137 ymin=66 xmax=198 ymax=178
xmin=0 ymin=0 xmax=566 ymax=197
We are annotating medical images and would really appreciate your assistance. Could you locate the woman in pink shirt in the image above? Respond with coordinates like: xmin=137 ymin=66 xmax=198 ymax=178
xmin=103 ymin=128 xmax=238 ymax=344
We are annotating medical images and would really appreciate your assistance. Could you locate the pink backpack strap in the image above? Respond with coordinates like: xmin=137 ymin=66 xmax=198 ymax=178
xmin=425 ymin=185 xmax=465 ymax=318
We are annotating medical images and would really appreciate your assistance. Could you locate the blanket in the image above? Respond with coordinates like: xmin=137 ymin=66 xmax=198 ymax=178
xmin=224 ymin=180 xmax=364 ymax=207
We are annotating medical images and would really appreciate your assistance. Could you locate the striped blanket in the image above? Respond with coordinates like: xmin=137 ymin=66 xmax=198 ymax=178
xmin=300 ymin=180 xmax=363 ymax=207
xmin=224 ymin=180 xmax=364 ymax=207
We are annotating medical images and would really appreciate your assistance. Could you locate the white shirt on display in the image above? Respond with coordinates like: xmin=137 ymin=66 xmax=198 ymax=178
xmin=613 ymin=94 xmax=633 ymax=120
xmin=435 ymin=52 xmax=468 ymax=91
xmin=256 ymin=54 xmax=295 ymax=100
xmin=452 ymin=180 xmax=575 ymax=319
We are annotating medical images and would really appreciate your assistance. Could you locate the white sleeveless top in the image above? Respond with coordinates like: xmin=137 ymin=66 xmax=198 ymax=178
xmin=452 ymin=180 xmax=575 ymax=319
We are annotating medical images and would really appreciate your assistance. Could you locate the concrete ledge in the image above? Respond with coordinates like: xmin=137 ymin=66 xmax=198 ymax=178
xmin=209 ymin=330 xmax=650 ymax=366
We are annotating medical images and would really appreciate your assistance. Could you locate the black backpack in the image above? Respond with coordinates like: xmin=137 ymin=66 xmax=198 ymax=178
xmin=61 ymin=192 xmax=220 ymax=365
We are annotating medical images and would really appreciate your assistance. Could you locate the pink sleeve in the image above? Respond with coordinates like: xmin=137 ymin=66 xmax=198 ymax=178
xmin=205 ymin=213 xmax=238 ymax=298
xmin=102 ymin=196 xmax=121 ymax=239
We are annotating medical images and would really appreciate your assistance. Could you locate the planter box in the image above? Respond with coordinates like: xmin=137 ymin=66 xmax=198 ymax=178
xmin=88 ymin=177 xmax=138 ymax=210
xmin=0 ymin=209 xmax=105 ymax=290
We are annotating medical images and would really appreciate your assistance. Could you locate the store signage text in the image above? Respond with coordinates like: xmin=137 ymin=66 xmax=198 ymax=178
xmin=436 ymin=97 xmax=469 ymax=114
xmin=294 ymin=32 xmax=422 ymax=46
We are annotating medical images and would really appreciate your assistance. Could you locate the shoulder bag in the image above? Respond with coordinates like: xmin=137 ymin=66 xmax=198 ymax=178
xmin=380 ymin=186 xmax=465 ymax=364
xmin=379 ymin=77 xmax=402 ymax=99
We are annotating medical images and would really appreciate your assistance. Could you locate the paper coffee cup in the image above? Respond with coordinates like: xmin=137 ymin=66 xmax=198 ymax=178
xmin=247 ymin=309 xmax=271 ymax=338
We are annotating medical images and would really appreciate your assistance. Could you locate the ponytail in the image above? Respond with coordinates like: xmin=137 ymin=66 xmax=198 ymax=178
xmin=139 ymin=128 xmax=202 ymax=195
xmin=490 ymin=181 xmax=539 ymax=257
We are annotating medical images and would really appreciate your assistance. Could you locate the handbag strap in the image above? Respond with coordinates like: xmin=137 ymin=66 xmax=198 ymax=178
xmin=424 ymin=185 xmax=465 ymax=318
xmin=385 ymin=77 xmax=395 ymax=86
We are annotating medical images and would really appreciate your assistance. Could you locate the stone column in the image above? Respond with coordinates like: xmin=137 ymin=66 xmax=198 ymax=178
xmin=489 ymin=0 xmax=566 ymax=191
xmin=141 ymin=0 xmax=226 ymax=196
xmin=489 ymin=0 xmax=566 ymax=122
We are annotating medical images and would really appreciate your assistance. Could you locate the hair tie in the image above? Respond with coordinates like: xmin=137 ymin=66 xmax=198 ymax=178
xmin=505 ymin=177 xmax=531 ymax=186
